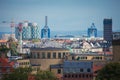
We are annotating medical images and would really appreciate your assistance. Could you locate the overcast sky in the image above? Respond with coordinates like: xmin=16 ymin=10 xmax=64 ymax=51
xmin=0 ymin=0 xmax=120 ymax=32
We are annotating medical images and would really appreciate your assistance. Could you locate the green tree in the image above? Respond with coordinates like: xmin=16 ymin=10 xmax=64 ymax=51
xmin=96 ymin=62 xmax=120 ymax=80
xmin=0 ymin=45 xmax=10 ymax=57
xmin=8 ymin=37 xmax=18 ymax=56
xmin=36 ymin=70 xmax=57 ymax=80
xmin=2 ymin=67 xmax=32 ymax=80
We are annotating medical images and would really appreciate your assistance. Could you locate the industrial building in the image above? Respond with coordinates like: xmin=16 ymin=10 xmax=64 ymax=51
xmin=103 ymin=19 xmax=112 ymax=42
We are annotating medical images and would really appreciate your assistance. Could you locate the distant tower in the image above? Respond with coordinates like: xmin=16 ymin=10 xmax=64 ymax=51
xmin=15 ymin=22 xmax=40 ymax=40
xmin=41 ymin=16 xmax=50 ymax=38
xmin=10 ymin=19 xmax=15 ymax=38
xmin=22 ymin=21 xmax=31 ymax=40
xmin=31 ymin=22 xmax=40 ymax=39
xmin=18 ymin=23 xmax=23 ymax=53
xmin=88 ymin=23 xmax=97 ymax=37
xmin=103 ymin=19 xmax=112 ymax=42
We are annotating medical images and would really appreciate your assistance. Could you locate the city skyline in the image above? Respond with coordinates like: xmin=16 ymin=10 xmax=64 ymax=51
xmin=0 ymin=0 xmax=120 ymax=32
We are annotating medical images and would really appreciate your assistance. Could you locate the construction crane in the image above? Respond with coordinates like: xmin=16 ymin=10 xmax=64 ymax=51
xmin=0 ymin=19 xmax=16 ymax=39
xmin=41 ymin=16 xmax=50 ymax=38
xmin=88 ymin=23 xmax=97 ymax=38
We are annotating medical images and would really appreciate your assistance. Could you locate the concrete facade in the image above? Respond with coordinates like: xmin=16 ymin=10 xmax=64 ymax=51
xmin=30 ymin=48 xmax=70 ymax=71
xmin=63 ymin=61 xmax=93 ymax=80
xmin=112 ymin=39 xmax=120 ymax=62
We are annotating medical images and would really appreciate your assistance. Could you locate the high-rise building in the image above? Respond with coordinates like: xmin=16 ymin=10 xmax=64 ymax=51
xmin=103 ymin=19 xmax=112 ymax=42
xmin=41 ymin=16 xmax=50 ymax=38
xmin=112 ymin=39 xmax=120 ymax=62
xmin=88 ymin=23 xmax=97 ymax=38
xmin=15 ymin=22 xmax=40 ymax=40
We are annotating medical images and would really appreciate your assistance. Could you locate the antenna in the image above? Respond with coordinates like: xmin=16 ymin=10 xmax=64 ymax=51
xmin=45 ymin=16 xmax=47 ymax=26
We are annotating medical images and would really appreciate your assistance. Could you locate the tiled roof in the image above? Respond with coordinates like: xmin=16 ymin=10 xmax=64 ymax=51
xmin=0 ymin=40 xmax=7 ymax=43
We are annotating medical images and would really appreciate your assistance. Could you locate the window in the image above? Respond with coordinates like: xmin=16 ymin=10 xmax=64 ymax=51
xmin=58 ymin=53 xmax=61 ymax=58
xmin=34 ymin=53 xmax=37 ymax=59
xmin=57 ymin=69 xmax=61 ymax=74
xmin=72 ymin=74 xmax=74 ymax=78
xmin=68 ymin=74 xmax=70 ymax=78
xmin=42 ymin=52 xmax=45 ymax=58
xmin=87 ymin=68 xmax=91 ymax=72
xmin=86 ymin=74 xmax=88 ymax=78
xmin=79 ymin=74 xmax=81 ymax=78
xmin=53 ymin=52 xmax=56 ymax=58
xmin=72 ymin=56 xmax=75 ymax=60
xmin=82 ymin=74 xmax=85 ymax=78
xmin=64 ymin=75 xmax=67 ymax=78
xmin=75 ymin=75 xmax=78 ymax=78
xmin=37 ymin=53 xmax=40 ymax=58
xmin=89 ymin=74 xmax=92 ymax=78
xmin=100 ymin=57 xmax=102 ymax=60
xmin=30 ymin=52 xmax=33 ymax=58
xmin=47 ymin=52 xmax=51 ymax=59
xmin=63 ymin=52 xmax=65 ymax=58
xmin=80 ymin=68 xmax=84 ymax=72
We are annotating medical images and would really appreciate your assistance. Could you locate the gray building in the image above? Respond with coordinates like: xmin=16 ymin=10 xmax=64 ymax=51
xmin=103 ymin=19 xmax=112 ymax=42
xmin=63 ymin=61 xmax=93 ymax=80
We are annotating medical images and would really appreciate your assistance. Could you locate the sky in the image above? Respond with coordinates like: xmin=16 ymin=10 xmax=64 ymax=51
xmin=0 ymin=0 xmax=120 ymax=32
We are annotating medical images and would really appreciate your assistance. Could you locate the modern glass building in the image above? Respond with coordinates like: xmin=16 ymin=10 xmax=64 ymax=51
xmin=103 ymin=19 xmax=112 ymax=42
xmin=15 ymin=22 xmax=40 ymax=40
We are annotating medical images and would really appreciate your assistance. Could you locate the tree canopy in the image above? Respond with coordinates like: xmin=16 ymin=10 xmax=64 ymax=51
xmin=1 ymin=67 xmax=57 ymax=80
xmin=36 ymin=70 xmax=57 ymax=80
xmin=96 ymin=62 xmax=120 ymax=80
xmin=8 ymin=37 xmax=18 ymax=56
xmin=2 ymin=67 xmax=32 ymax=80
xmin=0 ymin=45 xmax=10 ymax=57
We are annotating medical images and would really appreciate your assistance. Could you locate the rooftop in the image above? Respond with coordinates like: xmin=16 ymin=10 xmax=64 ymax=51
xmin=30 ymin=47 xmax=69 ymax=51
